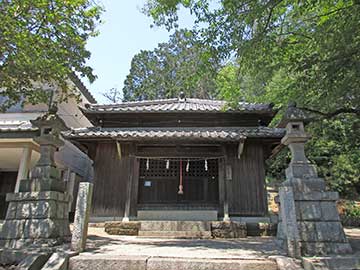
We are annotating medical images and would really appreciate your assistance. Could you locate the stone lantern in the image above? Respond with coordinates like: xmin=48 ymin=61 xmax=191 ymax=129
xmin=276 ymin=103 xmax=352 ymax=257
xmin=0 ymin=107 xmax=71 ymax=249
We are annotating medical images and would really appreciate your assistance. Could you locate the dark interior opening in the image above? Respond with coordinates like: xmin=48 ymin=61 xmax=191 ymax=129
xmin=138 ymin=158 xmax=219 ymax=206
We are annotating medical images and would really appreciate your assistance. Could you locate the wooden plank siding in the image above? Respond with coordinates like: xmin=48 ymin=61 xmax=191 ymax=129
xmin=91 ymin=140 xmax=267 ymax=218
xmin=225 ymin=142 xmax=268 ymax=216
xmin=91 ymin=142 xmax=131 ymax=217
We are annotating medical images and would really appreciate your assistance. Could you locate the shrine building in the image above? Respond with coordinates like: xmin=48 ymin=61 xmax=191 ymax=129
xmin=64 ymin=93 xmax=285 ymax=222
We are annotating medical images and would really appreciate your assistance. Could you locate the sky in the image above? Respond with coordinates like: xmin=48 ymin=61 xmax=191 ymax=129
xmin=84 ymin=0 xmax=195 ymax=104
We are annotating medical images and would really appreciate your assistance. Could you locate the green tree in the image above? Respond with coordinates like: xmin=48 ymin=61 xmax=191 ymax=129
xmin=0 ymin=0 xmax=103 ymax=110
xmin=122 ymin=29 xmax=220 ymax=101
xmin=144 ymin=0 xmax=360 ymax=197
xmin=144 ymin=0 xmax=360 ymax=116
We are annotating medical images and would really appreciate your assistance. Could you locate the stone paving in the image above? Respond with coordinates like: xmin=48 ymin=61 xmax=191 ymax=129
xmin=76 ymin=226 xmax=360 ymax=259
xmin=82 ymin=227 xmax=286 ymax=259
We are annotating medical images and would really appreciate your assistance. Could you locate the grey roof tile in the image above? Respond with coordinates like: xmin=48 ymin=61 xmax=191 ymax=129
xmin=0 ymin=120 xmax=38 ymax=132
xmin=83 ymin=98 xmax=274 ymax=113
xmin=63 ymin=127 xmax=285 ymax=141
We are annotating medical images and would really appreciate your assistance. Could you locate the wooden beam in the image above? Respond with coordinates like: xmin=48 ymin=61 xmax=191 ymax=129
xmin=237 ymin=141 xmax=244 ymax=159
xmin=0 ymin=141 xmax=39 ymax=152
xmin=116 ymin=141 xmax=122 ymax=160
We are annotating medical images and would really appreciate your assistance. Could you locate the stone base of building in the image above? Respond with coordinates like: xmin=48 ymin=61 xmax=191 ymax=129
xmin=0 ymin=191 xmax=71 ymax=249
xmin=277 ymin=187 xmax=352 ymax=257
xmin=104 ymin=221 xmax=249 ymax=239
xmin=211 ymin=221 xmax=247 ymax=238
xmin=105 ymin=221 xmax=141 ymax=235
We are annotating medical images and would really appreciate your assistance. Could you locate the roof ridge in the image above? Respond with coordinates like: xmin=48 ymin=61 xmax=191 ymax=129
xmin=83 ymin=97 xmax=275 ymax=114
xmin=91 ymin=98 xmax=179 ymax=108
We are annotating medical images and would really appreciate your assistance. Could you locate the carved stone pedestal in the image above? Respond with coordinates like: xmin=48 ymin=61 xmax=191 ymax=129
xmin=277 ymin=186 xmax=352 ymax=257
xmin=276 ymin=106 xmax=352 ymax=257
xmin=0 ymin=112 xmax=71 ymax=249
xmin=0 ymin=191 xmax=71 ymax=249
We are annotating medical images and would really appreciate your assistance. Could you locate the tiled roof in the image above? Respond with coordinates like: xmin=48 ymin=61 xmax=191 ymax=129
xmin=63 ymin=127 xmax=285 ymax=141
xmin=0 ymin=120 xmax=38 ymax=132
xmin=69 ymin=73 xmax=97 ymax=104
xmin=83 ymin=98 xmax=274 ymax=113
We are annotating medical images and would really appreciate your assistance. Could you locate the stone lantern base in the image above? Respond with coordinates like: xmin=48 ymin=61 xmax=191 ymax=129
xmin=0 ymin=191 xmax=71 ymax=249
xmin=277 ymin=184 xmax=352 ymax=257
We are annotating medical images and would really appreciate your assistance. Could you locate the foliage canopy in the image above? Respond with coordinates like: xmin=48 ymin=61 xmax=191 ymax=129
xmin=0 ymin=0 xmax=103 ymax=110
xmin=142 ymin=0 xmax=360 ymax=196
xmin=122 ymin=29 xmax=220 ymax=101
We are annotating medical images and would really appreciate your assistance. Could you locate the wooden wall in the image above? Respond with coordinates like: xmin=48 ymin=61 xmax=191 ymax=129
xmin=91 ymin=142 xmax=134 ymax=217
xmin=225 ymin=141 xmax=267 ymax=216
xmin=91 ymin=141 xmax=267 ymax=218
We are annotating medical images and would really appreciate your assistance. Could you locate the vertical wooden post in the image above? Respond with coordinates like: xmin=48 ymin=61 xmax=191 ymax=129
xmin=130 ymin=157 xmax=140 ymax=217
xmin=218 ymin=157 xmax=225 ymax=217
xmin=123 ymin=157 xmax=132 ymax=222
xmin=222 ymin=146 xmax=230 ymax=221
xmin=15 ymin=147 xmax=32 ymax=192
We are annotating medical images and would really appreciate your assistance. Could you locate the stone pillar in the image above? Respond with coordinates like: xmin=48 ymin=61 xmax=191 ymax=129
xmin=276 ymin=104 xmax=352 ymax=257
xmin=0 ymin=112 xmax=71 ymax=249
xmin=71 ymin=182 xmax=93 ymax=252
xmin=14 ymin=147 xmax=32 ymax=193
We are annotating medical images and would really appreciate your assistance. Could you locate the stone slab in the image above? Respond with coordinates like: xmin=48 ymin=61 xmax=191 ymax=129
xmin=16 ymin=253 xmax=51 ymax=270
xmin=69 ymin=255 xmax=148 ymax=270
xmin=278 ymin=186 xmax=301 ymax=258
xmin=0 ymin=249 xmax=28 ymax=265
xmin=140 ymin=221 xmax=211 ymax=231
xmin=246 ymin=223 xmax=277 ymax=237
xmin=138 ymin=230 xmax=212 ymax=239
xmin=105 ymin=221 xmax=140 ymax=235
xmin=147 ymin=257 xmax=278 ymax=270
xmin=301 ymin=242 xmax=353 ymax=256
xmin=302 ymin=256 xmax=360 ymax=270
xmin=211 ymin=221 xmax=247 ymax=238
xmin=19 ymin=178 xmax=66 ymax=193
xmin=71 ymin=182 xmax=93 ymax=252
xmin=285 ymin=163 xmax=318 ymax=180
xmin=6 ymin=191 xmax=70 ymax=203
xmin=137 ymin=210 xmax=217 ymax=221
xmin=41 ymin=252 xmax=68 ymax=270
xmin=273 ymin=256 xmax=303 ymax=270
xmin=315 ymin=222 xmax=348 ymax=242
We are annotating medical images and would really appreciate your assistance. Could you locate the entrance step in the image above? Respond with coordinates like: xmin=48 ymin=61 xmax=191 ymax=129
xmin=137 ymin=210 xmax=218 ymax=221
xmin=139 ymin=221 xmax=211 ymax=239
xmin=302 ymin=256 xmax=360 ymax=270
xmin=138 ymin=230 xmax=212 ymax=238
xmin=69 ymin=255 xmax=278 ymax=270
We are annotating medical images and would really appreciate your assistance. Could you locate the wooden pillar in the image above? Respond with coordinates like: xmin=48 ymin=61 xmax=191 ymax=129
xmin=222 ymin=146 xmax=230 ymax=221
xmin=122 ymin=158 xmax=132 ymax=222
xmin=14 ymin=147 xmax=32 ymax=193
xmin=223 ymin=161 xmax=230 ymax=221
xmin=218 ymin=155 xmax=229 ymax=221
xmin=130 ymin=158 xmax=140 ymax=218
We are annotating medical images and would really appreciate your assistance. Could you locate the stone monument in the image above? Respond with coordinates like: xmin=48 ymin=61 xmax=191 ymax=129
xmin=71 ymin=182 xmax=93 ymax=252
xmin=0 ymin=108 xmax=71 ymax=249
xmin=276 ymin=104 xmax=352 ymax=257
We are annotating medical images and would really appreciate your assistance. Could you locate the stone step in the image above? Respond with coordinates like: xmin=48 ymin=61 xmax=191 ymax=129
xmin=140 ymin=221 xmax=210 ymax=232
xmin=303 ymin=256 xmax=360 ymax=270
xmin=137 ymin=210 xmax=218 ymax=221
xmin=69 ymin=255 xmax=278 ymax=270
xmin=138 ymin=230 xmax=212 ymax=239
